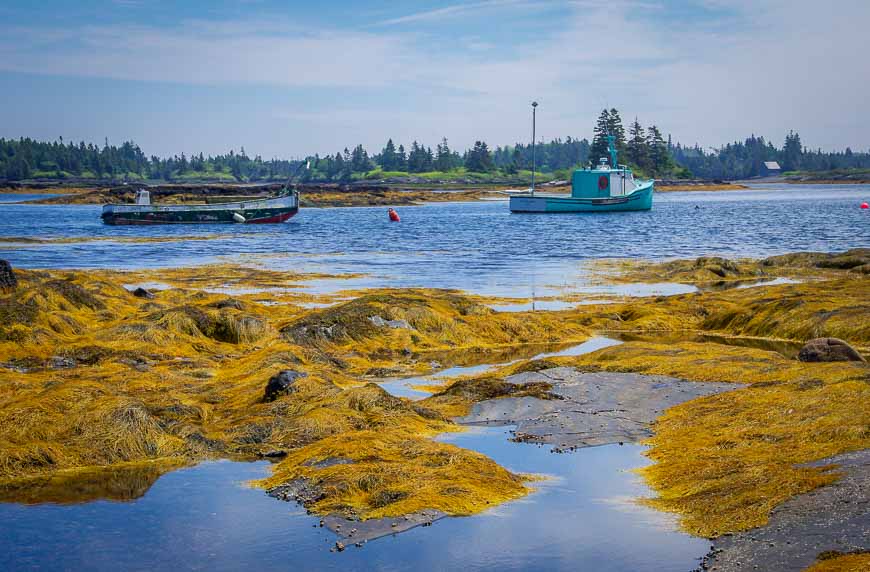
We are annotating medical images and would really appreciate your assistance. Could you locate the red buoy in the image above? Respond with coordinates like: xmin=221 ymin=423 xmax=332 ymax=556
xmin=861 ymin=202 xmax=869 ymax=209
xmin=388 ymin=208 xmax=400 ymax=222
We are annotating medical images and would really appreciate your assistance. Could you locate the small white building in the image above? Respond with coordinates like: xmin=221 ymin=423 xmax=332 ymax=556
xmin=763 ymin=161 xmax=781 ymax=175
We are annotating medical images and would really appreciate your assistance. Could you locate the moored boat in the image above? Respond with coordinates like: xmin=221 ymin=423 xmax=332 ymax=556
xmin=510 ymin=134 xmax=653 ymax=213
xmin=101 ymin=189 xmax=299 ymax=225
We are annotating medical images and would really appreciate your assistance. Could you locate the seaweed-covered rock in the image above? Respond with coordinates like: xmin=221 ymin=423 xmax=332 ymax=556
xmin=210 ymin=298 xmax=244 ymax=310
xmin=264 ymin=370 xmax=308 ymax=402
xmin=45 ymin=279 xmax=105 ymax=310
xmin=368 ymin=315 xmax=412 ymax=329
xmin=0 ymin=260 xmax=17 ymax=292
xmin=798 ymin=338 xmax=866 ymax=363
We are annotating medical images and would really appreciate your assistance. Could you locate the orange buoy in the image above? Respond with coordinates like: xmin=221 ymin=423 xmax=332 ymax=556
xmin=861 ymin=202 xmax=869 ymax=209
xmin=388 ymin=208 xmax=400 ymax=222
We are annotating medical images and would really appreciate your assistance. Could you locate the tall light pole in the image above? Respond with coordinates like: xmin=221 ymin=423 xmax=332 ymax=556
xmin=531 ymin=101 xmax=538 ymax=196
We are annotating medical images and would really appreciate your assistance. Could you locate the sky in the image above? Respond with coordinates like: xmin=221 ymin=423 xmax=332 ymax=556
xmin=0 ymin=0 xmax=868 ymax=159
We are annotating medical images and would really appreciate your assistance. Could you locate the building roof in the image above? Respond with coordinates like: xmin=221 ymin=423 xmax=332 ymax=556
xmin=764 ymin=161 xmax=781 ymax=170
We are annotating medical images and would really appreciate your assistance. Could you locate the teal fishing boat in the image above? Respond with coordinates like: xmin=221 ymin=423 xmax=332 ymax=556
xmin=510 ymin=134 xmax=653 ymax=213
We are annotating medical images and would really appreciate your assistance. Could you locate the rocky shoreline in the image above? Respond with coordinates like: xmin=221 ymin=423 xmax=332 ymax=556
xmin=0 ymin=252 xmax=867 ymax=569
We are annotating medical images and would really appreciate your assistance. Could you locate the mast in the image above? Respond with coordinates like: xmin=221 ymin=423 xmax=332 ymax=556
xmin=607 ymin=134 xmax=618 ymax=169
xmin=531 ymin=101 xmax=538 ymax=196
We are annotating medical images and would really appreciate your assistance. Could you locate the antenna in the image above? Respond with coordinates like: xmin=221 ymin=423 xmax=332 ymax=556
xmin=531 ymin=101 xmax=538 ymax=197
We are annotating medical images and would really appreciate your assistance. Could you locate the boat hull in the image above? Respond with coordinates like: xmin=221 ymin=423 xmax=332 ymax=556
xmin=101 ymin=194 xmax=298 ymax=225
xmin=510 ymin=181 xmax=653 ymax=213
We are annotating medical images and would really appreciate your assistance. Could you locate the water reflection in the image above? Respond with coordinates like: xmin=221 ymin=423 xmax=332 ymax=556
xmin=379 ymin=337 xmax=622 ymax=399
xmin=0 ymin=460 xmax=187 ymax=505
xmin=0 ymin=440 xmax=707 ymax=572
xmin=2 ymin=186 xmax=867 ymax=301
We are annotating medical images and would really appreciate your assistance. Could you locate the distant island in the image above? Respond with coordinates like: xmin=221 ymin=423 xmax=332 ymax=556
xmin=2 ymin=108 xmax=869 ymax=186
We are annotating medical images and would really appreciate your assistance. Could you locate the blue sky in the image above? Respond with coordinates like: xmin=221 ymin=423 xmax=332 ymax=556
xmin=0 ymin=0 xmax=867 ymax=158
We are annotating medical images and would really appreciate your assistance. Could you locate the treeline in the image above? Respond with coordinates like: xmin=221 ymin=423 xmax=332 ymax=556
xmin=3 ymin=115 xmax=869 ymax=182
xmin=0 ymin=138 xmax=302 ymax=182
xmin=671 ymin=132 xmax=870 ymax=179
xmin=305 ymin=136 xmax=591 ymax=180
xmin=586 ymin=108 xmax=678 ymax=177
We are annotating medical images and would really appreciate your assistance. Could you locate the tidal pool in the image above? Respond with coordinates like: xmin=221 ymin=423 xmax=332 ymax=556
xmin=0 ymin=436 xmax=706 ymax=572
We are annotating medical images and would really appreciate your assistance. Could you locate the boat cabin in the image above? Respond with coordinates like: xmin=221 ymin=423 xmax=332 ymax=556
xmin=570 ymin=135 xmax=638 ymax=198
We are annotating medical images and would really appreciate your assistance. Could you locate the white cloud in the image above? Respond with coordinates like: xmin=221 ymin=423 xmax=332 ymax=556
xmin=374 ymin=0 xmax=530 ymax=26
xmin=0 ymin=0 xmax=867 ymax=154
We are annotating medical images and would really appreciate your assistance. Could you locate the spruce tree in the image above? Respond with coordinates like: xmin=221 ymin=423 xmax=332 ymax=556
xmin=626 ymin=118 xmax=649 ymax=171
xmin=782 ymin=131 xmax=802 ymax=171
xmin=350 ymin=144 xmax=370 ymax=173
xmin=589 ymin=109 xmax=611 ymax=165
xmin=379 ymin=139 xmax=398 ymax=171
xmin=607 ymin=108 xmax=626 ymax=155
xmin=647 ymin=125 xmax=671 ymax=175
xmin=397 ymin=145 xmax=407 ymax=171
xmin=465 ymin=141 xmax=494 ymax=172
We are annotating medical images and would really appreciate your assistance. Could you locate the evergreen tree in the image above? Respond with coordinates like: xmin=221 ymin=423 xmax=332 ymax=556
xmin=782 ymin=131 xmax=803 ymax=171
xmin=6 ymin=154 xmax=31 ymax=180
xmin=350 ymin=144 xmax=371 ymax=173
xmin=625 ymin=118 xmax=649 ymax=170
xmin=589 ymin=109 xmax=611 ymax=165
xmin=378 ymin=139 xmax=398 ymax=171
xmin=465 ymin=141 xmax=494 ymax=172
xmin=647 ymin=125 xmax=671 ymax=175
xmin=435 ymin=137 xmax=460 ymax=171
xmin=397 ymin=144 xmax=407 ymax=171
xmin=607 ymin=108 xmax=626 ymax=155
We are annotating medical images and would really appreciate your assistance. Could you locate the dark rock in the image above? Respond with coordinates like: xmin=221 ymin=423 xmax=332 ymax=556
xmin=264 ymin=370 xmax=308 ymax=402
xmin=132 ymin=287 xmax=154 ymax=299
xmin=268 ymin=477 xmax=325 ymax=505
xmin=48 ymin=356 xmax=77 ymax=369
xmin=260 ymin=450 xmax=288 ymax=458
xmin=185 ymin=432 xmax=226 ymax=451
xmin=210 ymin=298 xmax=244 ymax=310
xmin=798 ymin=338 xmax=865 ymax=363
xmin=0 ymin=260 xmax=18 ymax=292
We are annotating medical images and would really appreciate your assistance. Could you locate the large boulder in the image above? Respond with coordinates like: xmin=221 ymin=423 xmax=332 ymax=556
xmin=0 ymin=260 xmax=18 ymax=293
xmin=264 ymin=370 xmax=308 ymax=402
xmin=798 ymin=338 xmax=866 ymax=363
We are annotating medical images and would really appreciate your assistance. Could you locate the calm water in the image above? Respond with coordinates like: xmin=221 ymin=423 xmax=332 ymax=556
xmin=0 ymin=438 xmax=705 ymax=572
xmin=1 ymin=184 xmax=868 ymax=298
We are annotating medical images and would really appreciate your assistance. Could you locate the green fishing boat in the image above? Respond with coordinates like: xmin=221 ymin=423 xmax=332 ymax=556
xmin=102 ymin=162 xmax=307 ymax=225
xmin=101 ymin=189 xmax=299 ymax=225
xmin=510 ymin=134 xmax=654 ymax=213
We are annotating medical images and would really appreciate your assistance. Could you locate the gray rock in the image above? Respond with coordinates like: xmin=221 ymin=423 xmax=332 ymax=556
xmin=798 ymin=338 xmax=865 ymax=363
xmin=369 ymin=315 xmax=412 ymax=330
xmin=132 ymin=287 xmax=154 ymax=299
xmin=210 ymin=298 xmax=244 ymax=310
xmin=455 ymin=368 xmax=740 ymax=450
xmin=322 ymin=510 xmax=447 ymax=543
xmin=0 ymin=260 xmax=18 ymax=292
xmin=264 ymin=370 xmax=308 ymax=402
